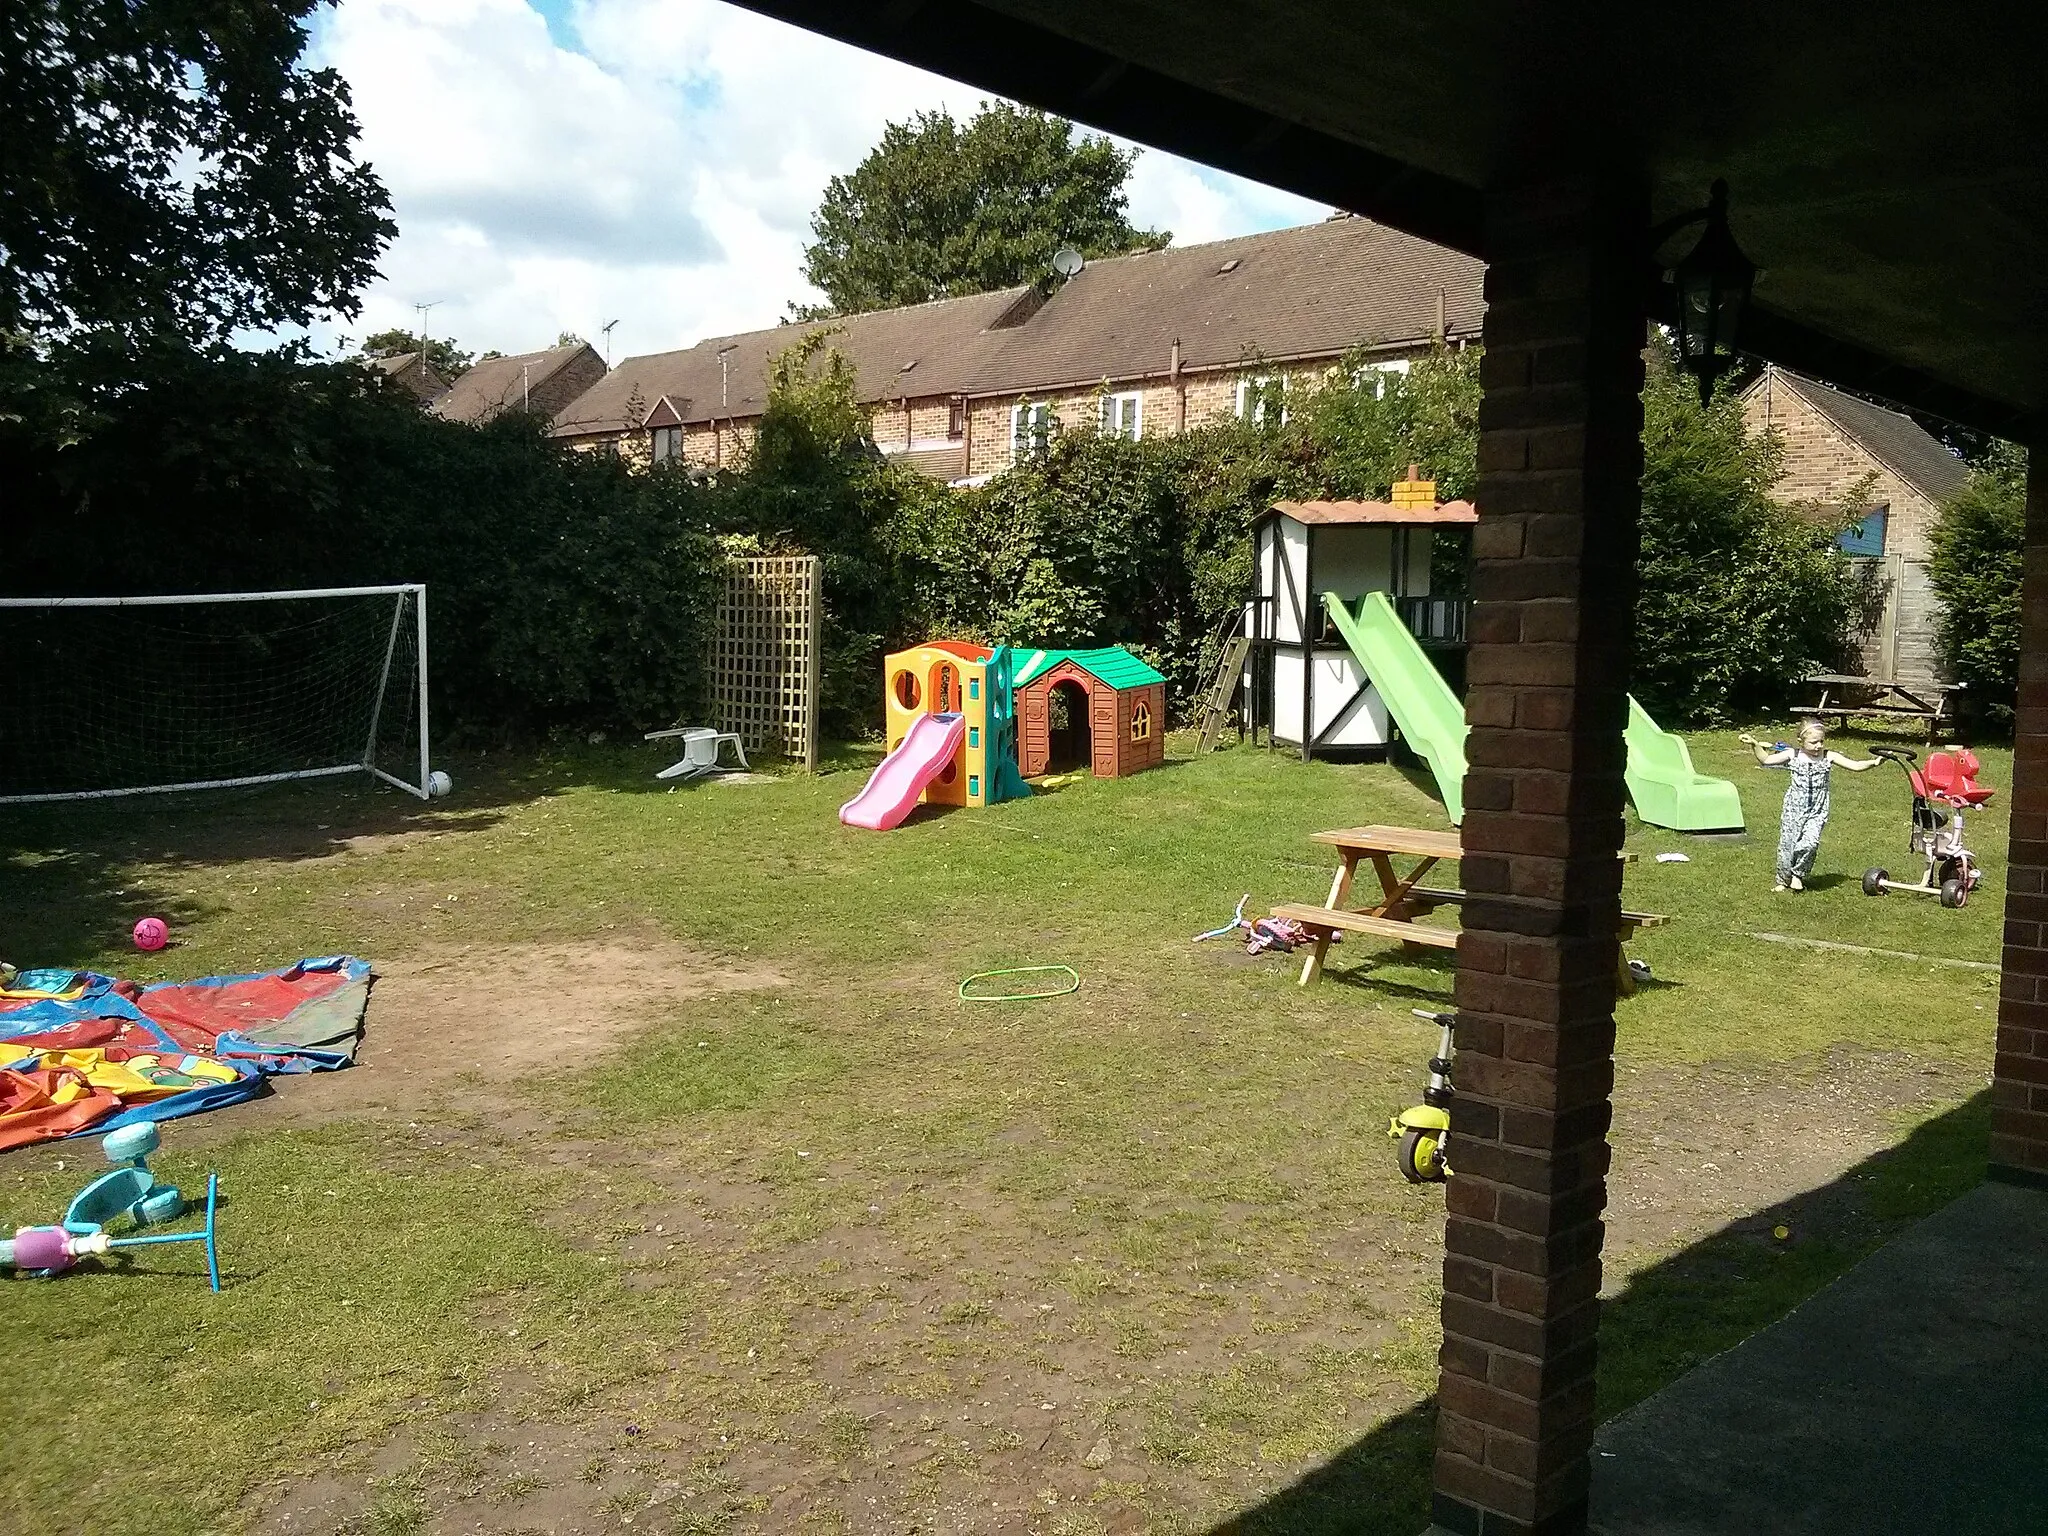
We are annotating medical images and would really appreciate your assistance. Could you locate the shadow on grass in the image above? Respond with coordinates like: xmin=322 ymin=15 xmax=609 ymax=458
xmin=1206 ymin=1092 xmax=1993 ymax=1535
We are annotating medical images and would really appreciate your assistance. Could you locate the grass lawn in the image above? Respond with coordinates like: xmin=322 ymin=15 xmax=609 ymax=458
xmin=0 ymin=725 xmax=2002 ymax=1535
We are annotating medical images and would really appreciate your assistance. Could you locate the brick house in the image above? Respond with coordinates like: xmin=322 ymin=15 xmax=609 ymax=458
xmin=432 ymin=341 xmax=608 ymax=426
xmin=365 ymin=351 xmax=449 ymax=406
xmin=549 ymin=286 xmax=1044 ymax=475
xmin=956 ymin=213 xmax=1483 ymax=478
xmin=545 ymin=214 xmax=1481 ymax=478
xmin=1740 ymin=364 xmax=1969 ymax=686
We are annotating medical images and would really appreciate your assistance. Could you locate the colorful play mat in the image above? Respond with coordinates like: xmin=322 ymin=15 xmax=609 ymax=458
xmin=0 ymin=957 xmax=369 ymax=1150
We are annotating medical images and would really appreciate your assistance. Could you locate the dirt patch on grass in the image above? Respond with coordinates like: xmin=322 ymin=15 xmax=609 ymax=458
xmin=200 ymin=936 xmax=785 ymax=1132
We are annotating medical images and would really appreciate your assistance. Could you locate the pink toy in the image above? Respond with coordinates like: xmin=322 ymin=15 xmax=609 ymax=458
xmin=839 ymin=713 xmax=967 ymax=831
xmin=133 ymin=917 xmax=168 ymax=951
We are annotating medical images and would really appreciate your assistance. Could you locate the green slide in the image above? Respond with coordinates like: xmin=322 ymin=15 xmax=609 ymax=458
xmin=1622 ymin=696 xmax=1745 ymax=832
xmin=1321 ymin=591 xmax=1470 ymax=823
xmin=1321 ymin=592 xmax=1744 ymax=832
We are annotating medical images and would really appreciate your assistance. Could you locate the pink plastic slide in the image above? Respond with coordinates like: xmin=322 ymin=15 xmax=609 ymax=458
xmin=838 ymin=713 xmax=966 ymax=830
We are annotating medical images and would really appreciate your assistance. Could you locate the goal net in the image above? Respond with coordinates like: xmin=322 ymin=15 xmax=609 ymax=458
xmin=0 ymin=586 xmax=432 ymax=804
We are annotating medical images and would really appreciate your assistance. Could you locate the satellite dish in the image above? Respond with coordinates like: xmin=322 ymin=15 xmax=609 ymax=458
xmin=1051 ymin=247 xmax=1085 ymax=279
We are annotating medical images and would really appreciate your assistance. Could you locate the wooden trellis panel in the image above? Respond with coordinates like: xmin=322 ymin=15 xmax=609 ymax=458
xmin=711 ymin=556 xmax=822 ymax=771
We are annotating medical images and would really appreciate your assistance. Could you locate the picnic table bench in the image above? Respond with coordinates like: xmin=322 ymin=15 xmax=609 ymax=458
xmin=1793 ymin=673 xmax=1964 ymax=742
xmin=1275 ymin=824 xmax=1667 ymax=994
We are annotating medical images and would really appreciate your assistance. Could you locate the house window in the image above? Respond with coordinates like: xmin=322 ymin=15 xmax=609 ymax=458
xmin=650 ymin=424 xmax=682 ymax=465
xmin=1011 ymin=401 xmax=1053 ymax=462
xmin=948 ymin=396 xmax=966 ymax=439
xmin=1129 ymin=701 xmax=1152 ymax=742
xmin=1100 ymin=391 xmax=1142 ymax=440
xmin=1352 ymin=357 xmax=1412 ymax=398
xmin=1836 ymin=504 xmax=1889 ymax=558
xmin=1236 ymin=374 xmax=1286 ymax=427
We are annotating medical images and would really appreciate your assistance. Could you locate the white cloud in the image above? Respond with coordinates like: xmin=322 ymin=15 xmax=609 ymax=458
xmin=306 ymin=0 xmax=1324 ymax=364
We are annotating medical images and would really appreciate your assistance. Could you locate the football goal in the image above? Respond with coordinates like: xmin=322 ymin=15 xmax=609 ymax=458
xmin=0 ymin=585 xmax=436 ymax=804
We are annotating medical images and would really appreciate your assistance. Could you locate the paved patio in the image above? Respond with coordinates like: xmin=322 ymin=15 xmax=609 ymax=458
xmin=1588 ymin=1178 xmax=2048 ymax=1535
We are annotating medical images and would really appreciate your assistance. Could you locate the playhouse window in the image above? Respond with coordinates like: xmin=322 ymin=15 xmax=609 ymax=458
xmin=1100 ymin=391 xmax=1142 ymax=440
xmin=1130 ymin=702 xmax=1153 ymax=742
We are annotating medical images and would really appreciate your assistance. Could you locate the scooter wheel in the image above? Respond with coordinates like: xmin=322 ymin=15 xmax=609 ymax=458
xmin=1940 ymin=877 xmax=1966 ymax=909
xmin=1862 ymin=868 xmax=1888 ymax=897
xmin=1398 ymin=1128 xmax=1447 ymax=1184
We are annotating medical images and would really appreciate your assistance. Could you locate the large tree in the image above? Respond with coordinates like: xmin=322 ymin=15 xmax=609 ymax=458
xmin=799 ymin=103 xmax=1168 ymax=316
xmin=1 ymin=1 xmax=393 ymax=344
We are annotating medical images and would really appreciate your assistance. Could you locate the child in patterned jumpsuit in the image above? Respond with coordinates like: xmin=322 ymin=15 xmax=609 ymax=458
xmin=1740 ymin=722 xmax=1878 ymax=891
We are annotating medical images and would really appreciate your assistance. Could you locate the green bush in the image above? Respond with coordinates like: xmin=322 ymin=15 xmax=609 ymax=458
xmin=1928 ymin=443 xmax=2029 ymax=722
xmin=3 ymin=342 xmax=724 ymax=739
xmin=1632 ymin=359 xmax=1862 ymax=724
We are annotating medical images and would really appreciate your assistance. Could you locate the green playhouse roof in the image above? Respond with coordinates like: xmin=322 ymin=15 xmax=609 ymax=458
xmin=1010 ymin=647 xmax=1166 ymax=690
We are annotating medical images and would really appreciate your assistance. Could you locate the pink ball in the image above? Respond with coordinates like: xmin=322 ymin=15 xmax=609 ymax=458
xmin=132 ymin=917 xmax=168 ymax=951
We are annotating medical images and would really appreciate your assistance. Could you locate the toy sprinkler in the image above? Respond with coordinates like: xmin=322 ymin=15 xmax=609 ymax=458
xmin=2 ymin=1122 xmax=223 ymax=1291
xmin=1390 ymin=1009 xmax=1456 ymax=1183
xmin=1861 ymin=746 xmax=1996 ymax=908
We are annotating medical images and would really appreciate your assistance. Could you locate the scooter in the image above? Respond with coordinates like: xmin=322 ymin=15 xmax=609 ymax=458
xmin=1389 ymin=1008 xmax=1455 ymax=1183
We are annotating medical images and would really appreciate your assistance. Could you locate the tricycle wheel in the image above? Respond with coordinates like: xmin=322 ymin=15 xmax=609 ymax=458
xmin=1940 ymin=877 xmax=1966 ymax=908
xmin=1862 ymin=868 xmax=1888 ymax=897
xmin=1397 ymin=1128 xmax=1446 ymax=1184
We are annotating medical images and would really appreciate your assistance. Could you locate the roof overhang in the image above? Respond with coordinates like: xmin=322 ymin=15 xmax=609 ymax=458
xmin=1265 ymin=499 xmax=1479 ymax=526
xmin=727 ymin=1 xmax=2048 ymax=439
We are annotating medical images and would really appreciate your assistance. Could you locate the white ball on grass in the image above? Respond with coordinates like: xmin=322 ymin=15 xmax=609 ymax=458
xmin=427 ymin=770 xmax=453 ymax=798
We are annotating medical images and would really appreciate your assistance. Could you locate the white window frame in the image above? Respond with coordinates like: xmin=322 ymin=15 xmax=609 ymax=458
xmin=1351 ymin=356 xmax=1412 ymax=399
xmin=1011 ymin=401 xmax=1053 ymax=463
xmin=1099 ymin=390 xmax=1143 ymax=440
xmin=650 ymin=423 xmax=682 ymax=465
xmin=1236 ymin=373 xmax=1286 ymax=426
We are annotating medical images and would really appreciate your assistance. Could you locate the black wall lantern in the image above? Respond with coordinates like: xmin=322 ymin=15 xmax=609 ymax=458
xmin=1659 ymin=179 xmax=1757 ymax=405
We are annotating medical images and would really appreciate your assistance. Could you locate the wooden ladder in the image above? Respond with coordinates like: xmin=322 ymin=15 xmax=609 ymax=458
xmin=1194 ymin=631 xmax=1252 ymax=754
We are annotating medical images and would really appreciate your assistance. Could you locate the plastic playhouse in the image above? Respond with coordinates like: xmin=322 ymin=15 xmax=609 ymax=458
xmin=1012 ymin=648 xmax=1168 ymax=779
xmin=840 ymin=642 xmax=1031 ymax=830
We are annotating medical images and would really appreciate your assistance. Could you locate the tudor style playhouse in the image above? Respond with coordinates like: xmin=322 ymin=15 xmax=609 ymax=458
xmin=1012 ymin=648 xmax=1167 ymax=779
xmin=1245 ymin=467 xmax=1476 ymax=759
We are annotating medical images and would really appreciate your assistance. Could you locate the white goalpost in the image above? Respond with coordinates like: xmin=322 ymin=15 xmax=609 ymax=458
xmin=0 ymin=585 xmax=438 ymax=805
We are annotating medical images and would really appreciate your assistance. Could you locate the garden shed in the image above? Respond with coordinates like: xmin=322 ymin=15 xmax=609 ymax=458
xmin=1013 ymin=647 xmax=1167 ymax=779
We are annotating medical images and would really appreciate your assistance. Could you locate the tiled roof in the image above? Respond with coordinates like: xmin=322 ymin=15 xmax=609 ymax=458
xmin=1769 ymin=369 xmax=1970 ymax=506
xmin=968 ymin=215 xmax=1483 ymax=396
xmin=1012 ymin=647 xmax=1167 ymax=690
xmin=433 ymin=343 xmax=599 ymax=424
xmin=551 ymin=287 xmax=1040 ymax=438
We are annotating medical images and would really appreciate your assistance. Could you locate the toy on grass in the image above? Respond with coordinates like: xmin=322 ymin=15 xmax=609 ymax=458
xmin=1011 ymin=647 xmax=1167 ymax=780
xmin=1192 ymin=894 xmax=1320 ymax=956
xmin=1862 ymin=746 xmax=1996 ymax=908
xmin=427 ymin=770 xmax=454 ymax=798
xmin=132 ymin=916 xmax=168 ymax=951
xmin=1 ymin=1122 xmax=223 ymax=1291
xmin=957 ymin=965 xmax=1081 ymax=1002
xmin=1389 ymin=1008 xmax=1456 ymax=1183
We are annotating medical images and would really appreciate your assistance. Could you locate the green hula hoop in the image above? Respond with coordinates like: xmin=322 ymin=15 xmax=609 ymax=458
xmin=958 ymin=965 xmax=1080 ymax=1002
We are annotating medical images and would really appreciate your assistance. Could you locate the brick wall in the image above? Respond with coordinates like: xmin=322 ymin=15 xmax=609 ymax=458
xmin=532 ymin=348 xmax=609 ymax=422
xmin=1991 ymin=455 xmax=2048 ymax=1183
xmin=1740 ymin=375 xmax=1941 ymax=560
xmin=963 ymin=357 xmax=1381 ymax=476
xmin=1432 ymin=173 xmax=1645 ymax=1536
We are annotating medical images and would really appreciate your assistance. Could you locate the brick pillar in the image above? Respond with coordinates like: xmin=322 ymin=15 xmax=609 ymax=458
xmin=1992 ymin=453 xmax=2048 ymax=1182
xmin=1429 ymin=173 xmax=1647 ymax=1536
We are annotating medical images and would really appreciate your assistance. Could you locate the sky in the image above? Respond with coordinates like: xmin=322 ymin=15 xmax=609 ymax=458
xmin=305 ymin=0 xmax=1326 ymax=365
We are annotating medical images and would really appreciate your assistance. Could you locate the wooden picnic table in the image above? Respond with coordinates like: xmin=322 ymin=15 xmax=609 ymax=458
xmin=1794 ymin=673 xmax=1964 ymax=742
xmin=1273 ymin=824 xmax=1661 ymax=992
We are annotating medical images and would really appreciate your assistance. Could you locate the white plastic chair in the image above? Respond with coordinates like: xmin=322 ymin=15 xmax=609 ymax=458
xmin=645 ymin=726 xmax=750 ymax=781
